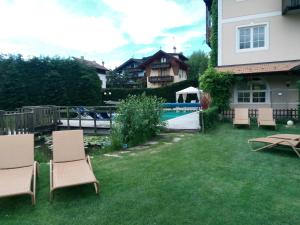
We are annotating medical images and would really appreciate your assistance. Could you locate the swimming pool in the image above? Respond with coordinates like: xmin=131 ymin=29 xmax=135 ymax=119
xmin=161 ymin=111 xmax=192 ymax=121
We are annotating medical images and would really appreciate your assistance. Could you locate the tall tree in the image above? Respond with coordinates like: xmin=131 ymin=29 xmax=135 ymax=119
xmin=187 ymin=50 xmax=209 ymax=80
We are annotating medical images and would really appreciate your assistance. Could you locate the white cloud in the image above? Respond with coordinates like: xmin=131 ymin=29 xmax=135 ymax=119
xmin=135 ymin=47 xmax=157 ymax=55
xmin=0 ymin=0 xmax=207 ymax=68
xmin=160 ymin=30 xmax=206 ymax=53
xmin=103 ymin=0 xmax=205 ymax=45
xmin=0 ymin=0 xmax=128 ymax=56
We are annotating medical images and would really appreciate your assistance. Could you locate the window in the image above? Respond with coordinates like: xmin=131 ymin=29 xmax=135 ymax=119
xmin=161 ymin=57 xmax=167 ymax=63
xmin=238 ymin=24 xmax=267 ymax=51
xmin=236 ymin=80 xmax=268 ymax=103
xmin=178 ymin=69 xmax=185 ymax=79
xmin=161 ymin=68 xmax=168 ymax=76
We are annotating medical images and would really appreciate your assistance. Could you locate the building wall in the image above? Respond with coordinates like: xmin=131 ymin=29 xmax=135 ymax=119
xmin=98 ymin=73 xmax=106 ymax=89
xmin=219 ymin=0 xmax=300 ymax=66
xmin=230 ymin=73 xmax=300 ymax=109
xmin=146 ymin=67 xmax=187 ymax=88
xmin=222 ymin=0 xmax=281 ymax=19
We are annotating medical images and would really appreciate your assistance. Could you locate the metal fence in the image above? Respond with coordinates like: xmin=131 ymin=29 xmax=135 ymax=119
xmin=270 ymin=89 xmax=298 ymax=109
xmin=222 ymin=108 xmax=299 ymax=121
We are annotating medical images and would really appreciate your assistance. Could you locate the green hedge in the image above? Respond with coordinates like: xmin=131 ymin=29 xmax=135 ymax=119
xmin=200 ymin=106 xmax=219 ymax=132
xmin=103 ymin=79 xmax=199 ymax=103
xmin=0 ymin=55 xmax=102 ymax=110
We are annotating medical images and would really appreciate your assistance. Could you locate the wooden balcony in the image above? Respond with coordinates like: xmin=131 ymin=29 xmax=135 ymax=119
xmin=151 ymin=63 xmax=171 ymax=69
xmin=283 ymin=0 xmax=300 ymax=14
xmin=125 ymin=67 xmax=143 ymax=73
xmin=148 ymin=76 xmax=174 ymax=83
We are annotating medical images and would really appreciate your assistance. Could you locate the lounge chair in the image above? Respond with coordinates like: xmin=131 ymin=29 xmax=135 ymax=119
xmin=248 ymin=136 xmax=300 ymax=158
xmin=268 ymin=134 xmax=300 ymax=141
xmin=233 ymin=108 xmax=250 ymax=127
xmin=50 ymin=130 xmax=100 ymax=201
xmin=258 ymin=108 xmax=276 ymax=128
xmin=0 ymin=134 xmax=38 ymax=205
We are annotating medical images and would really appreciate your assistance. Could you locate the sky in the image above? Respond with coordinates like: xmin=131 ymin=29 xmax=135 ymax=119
xmin=0 ymin=0 xmax=210 ymax=69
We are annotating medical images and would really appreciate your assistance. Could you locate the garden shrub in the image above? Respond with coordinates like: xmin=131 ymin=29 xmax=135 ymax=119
xmin=102 ymin=79 xmax=199 ymax=103
xmin=200 ymin=67 xmax=235 ymax=111
xmin=111 ymin=94 xmax=164 ymax=149
xmin=209 ymin=0 xmax=218 ymax=67
xmin=200 ymin=92 xmax=211 ymax=110
xmin=200 ymin=106 xmax=219 ymax=132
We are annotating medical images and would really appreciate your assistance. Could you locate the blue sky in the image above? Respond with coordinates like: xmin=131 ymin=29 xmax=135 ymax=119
xmin=0 ymin=0 xmax=210 ymax=68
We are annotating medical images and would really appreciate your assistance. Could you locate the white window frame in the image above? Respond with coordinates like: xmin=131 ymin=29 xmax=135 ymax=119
xmin=234 ymin=80 xmax=270 ymax=104
xmin=236 ymin=22 xmax=269 ymax=53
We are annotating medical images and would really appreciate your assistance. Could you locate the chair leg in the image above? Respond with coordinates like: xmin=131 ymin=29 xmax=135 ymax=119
xmin=31 ymin=162 xmax=37 ymax=205
xmin=49 ymin=160 xmax=54 ymax=202
xmin=248 ymin=141 xmax=278 ymax=152
xmin=93 ymin=181 xmax=100 ymax=195
xmin=291 ymin=147 xmax=300 ymax=158
xmin=50 ymin=189 xmax=54 ymax=202
xmin=31 ymin=193 xmax=35 ymax=205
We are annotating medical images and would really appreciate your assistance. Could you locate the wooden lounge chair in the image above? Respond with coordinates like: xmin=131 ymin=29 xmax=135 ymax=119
xmin=0 ymin=134 xmax=38 ymax=205
xmin=233 ymin=108 xmax=250 ymax=127
xmin=50 ymin=130 xmax=100 ymax=201
xmin=248 ymin=137 xmax=300 ymax=158
xmin=258 ymin=108 xmax=276 ymax=128
xmin=267 ymin=134 xmax=300 ymax=141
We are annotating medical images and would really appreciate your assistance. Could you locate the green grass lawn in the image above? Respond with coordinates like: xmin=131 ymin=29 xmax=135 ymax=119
xmin=1 ymin=123 xmax=300 ymax=225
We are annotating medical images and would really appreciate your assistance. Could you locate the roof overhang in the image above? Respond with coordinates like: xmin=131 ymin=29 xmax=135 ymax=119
xmin=216 ymin=60 xmax=300 ymax=75
xmin=139 ymin=50 xmax=188 ymax=69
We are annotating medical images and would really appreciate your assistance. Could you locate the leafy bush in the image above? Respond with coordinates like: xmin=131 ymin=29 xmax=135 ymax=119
xmin=200 ymin=67 xmax=235 ymax=111
xmin=103 ymin=79 xmax=199 ymax=103
xmin=200 ymin=106 xmax=219 ymax=132
xmin=0 ymin=54 xmax=102 ymax=110
xmin=187 ymin=50 xmax=209 ymax=80
xmin=209 ymin=0 xmax=218 ymax=67
xmin=111 ymin=94 xmax=164 ymax=149
xmin=200 ymin=93 xmax=211 ymax=110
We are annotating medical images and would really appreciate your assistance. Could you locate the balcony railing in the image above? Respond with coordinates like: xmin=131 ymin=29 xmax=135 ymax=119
xmin=148 ymin=76 xmax=174 ymax=83
xmin=125 ymin=67 xmax=143 ymax=73
xmin=151 ymin=63 xmax=171 ymax=69
xmin=283 ymin=0 xmax=300 ymax=14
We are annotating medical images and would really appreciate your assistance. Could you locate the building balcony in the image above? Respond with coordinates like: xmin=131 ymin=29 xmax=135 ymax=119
xmin=148 ymin=75 xmax=174 ymax=83
xmin=283 ymin=0 xmax=300 ymax=15
xmin=151 ymin=63 xmax=171 ymax=69
xmin=125 ymin=67 xmax=143 ymax=73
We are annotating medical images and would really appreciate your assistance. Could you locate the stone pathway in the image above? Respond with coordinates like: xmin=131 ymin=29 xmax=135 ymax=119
xmin=103 ymin=133 xmax=193 ymax=158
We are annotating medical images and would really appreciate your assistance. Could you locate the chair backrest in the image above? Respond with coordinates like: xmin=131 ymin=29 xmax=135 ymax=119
xmin=52 ymin=130 xmax=86 ymax=163
xmin=234 ymin=108 xmax=249 ymax=120
xmin=0 ymin=134 xmax=34 ymax=169
xmin=258 ymin=108 xmax=274 ymax=121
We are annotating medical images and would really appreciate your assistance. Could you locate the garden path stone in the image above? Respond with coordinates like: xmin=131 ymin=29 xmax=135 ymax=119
xmin=173 ymin=137 xmax=182 ymax=142
xmin=104 ymin=154 xmax=122 ymax=158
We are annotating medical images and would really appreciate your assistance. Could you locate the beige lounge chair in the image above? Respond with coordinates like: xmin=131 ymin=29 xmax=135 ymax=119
xmin=50 ymin=130 xmax=99 ymax=201
xmin=267 ymin=134 xmax=300 ymax=141
xmin=258 ymin=108 xmax=276 ymax=128
xmin=248 ymin=137 xmax=300 ymax=158
xmin=233 ymin=108 xmax=250 ymax=127
xmin=0 ymin=134 xmax=38 ymax=205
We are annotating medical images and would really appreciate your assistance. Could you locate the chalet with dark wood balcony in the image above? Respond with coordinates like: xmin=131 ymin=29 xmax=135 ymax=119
xmin=114 ymin=58 xmax=148 ymax=88
xmin=139 ymin=49 xmax=188 ymax=88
